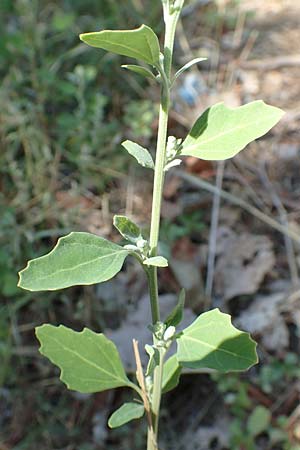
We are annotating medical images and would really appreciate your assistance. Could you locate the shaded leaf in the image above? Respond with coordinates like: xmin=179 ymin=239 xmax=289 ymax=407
xmin=113 ymin=215 xmax=142 ymax=244
xmin=143 ymin=256 xmax=168 ymax=267
xmin=165 ymin=289 xmax=185 ymax=328
xmin=108 ymin=402 xmax=145 ymax=428
xmin=122 ymin=140 xmax=154 ymax=169
xmin=80 ymin=25 xmax=160 ymax=66
xmin=122 ymin=64 xmax=156 ymax=80
xmin=247 ymin=405 xmax=271 ymax=437
xmin=145 ymin=344 xmax=160 ymax=376
xmin=162 ymin=355 xmax=182 ymax=393
xmin=174 ymin=57 xmax=207 ymax=81
xmin=177 ymin=309 xmax=258 ymax=372
xmin=181 ymin=101 xmax=285 ymax=161
xmin=36 ymin=325 xmax=131 ymax=393
xmin=18 ymin=232 xmax=128 ymax=291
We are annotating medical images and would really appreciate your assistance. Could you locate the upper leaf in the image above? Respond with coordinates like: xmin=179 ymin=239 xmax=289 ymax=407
xmin=18 ymin=232 xmax=128 ymax=291
xmin=173 ymin=57 xmax=207 ymax=81
xmin=165 ymin=289 xmax=185 ymax=328
xmin=181 ymin=101 xmax=285 ymax=161
xmin=108 ymin=402 xmax=145 ymax=428
xmin=122 ymin=140 xmax=154 ymax=169
xmin=177 ymin=308 xmax=258 ymax=372
xmin=36 ymin=325 xmax=131 ymax=393
xmin=122 ymin=64 xmax=157 ymax=81
xmin=143 ymin=256 xmax=168 ymax=267
xmin=113 ymin=215 xmax=142 ymax=244
xmin=80 ymin=25 xmax=161 ymax=66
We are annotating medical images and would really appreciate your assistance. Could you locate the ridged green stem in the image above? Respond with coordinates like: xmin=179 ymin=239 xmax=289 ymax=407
xmin=147 ymin=3 xmax=184 ymax=449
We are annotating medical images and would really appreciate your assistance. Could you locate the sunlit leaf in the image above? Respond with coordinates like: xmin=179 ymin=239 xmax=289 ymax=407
xmin=80 ymin=25 xmax=160 ymax=66
xmin=177 ymin=308 xmax=258 ymax=372
xmin=181 ymin=101 xmax=285 ymax=161
xmin=18 ymin=232 xmax=128 ymax=291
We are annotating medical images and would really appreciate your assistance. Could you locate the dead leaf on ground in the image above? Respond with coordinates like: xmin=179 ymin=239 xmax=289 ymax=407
xmin=214 ymin=230 xmax=275 ymax=300
xmin=237 ymin=292 xmax=289 ymax=352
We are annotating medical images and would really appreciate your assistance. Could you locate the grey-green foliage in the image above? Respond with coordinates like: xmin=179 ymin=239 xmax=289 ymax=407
xmin=36 ymin=325 xmax=132 ymax=393
xmin=113 ymin=215 xmax=142 ymax=243
xmin=18 ymin=232 xmax=128 ymax=291
xmin=80 ymin=25 xmax=161 ymax=66
xmin=108 ymin=402 xmax=145 ymax=428
xmin=122 ymin=64 xmax=157 ymax=80
xmin=177 ymin=309 xmax=258 ymax=372
xmin=181 ymin=101 xmax=284 ymax=160
xmin=122 ymin=140 xmax=155 ymax=169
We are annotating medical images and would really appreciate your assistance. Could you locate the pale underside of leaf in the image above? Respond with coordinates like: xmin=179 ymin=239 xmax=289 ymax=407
xmin=181 ymin=101 xmax=285 ymax=161
xmin=18 ymin=232 xmax=128 ymax=291
xmin=143 ymin=256 xmax=168 ymax=267
xmin=177 ymin=308 xmax=258 ymax=372
xmin=174 ymin=57 xmax=207 ymax=81
xmin=122 ymin=140 xmax=154 ymax=169
xmin=36 ymin=325 xmax=131 ymax=393
xmin=122 ymin=64 xmax=156 ymax=80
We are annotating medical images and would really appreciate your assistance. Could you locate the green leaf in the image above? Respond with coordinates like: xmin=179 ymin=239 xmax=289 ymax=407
xmin=162 ymin=355 xmax=182 ymax=393
xmin=177 ymin=308 xmax=258 ymax=372
xmin=122 ymin=64 xmax=156 ymax=80
xmin=36 ymin=325 xmax=131 ymax=393
xmin=145 ymin=344 xmax=160 ymax=377
xmin=174 ymin=57 xmax=207 ymax=81
xmin=108 ymin=402 xmax=145 ymax=428
xmin=181 ymin=101 xmax=285 ymax=161
xmin=143 ymin=256 xmax=168 ymax=267
xmin=18 ymin=232 xmax=128 ymax=291
xmin=113 ymin=215 xmax=142 ymax=244
xmin=247 ymin=406 xmax=271 ymax=437
xmin=80 ymin=25 xmax=160 ymax=66
xmin=165 ymin=289 xmax=185 ymax=328
xmin=122 ymin=140 xmax=154 ymax=169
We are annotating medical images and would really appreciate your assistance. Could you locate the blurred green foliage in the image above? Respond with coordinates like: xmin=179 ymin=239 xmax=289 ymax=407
xmin=0 ymin=1 xmax=161 ymax=447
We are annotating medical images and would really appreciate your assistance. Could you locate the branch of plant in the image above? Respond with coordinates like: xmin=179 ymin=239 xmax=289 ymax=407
xmin=176 ymin=170 xmax=300 ymax=245
xmin=147 ymin=4 xmax=184 ymax=449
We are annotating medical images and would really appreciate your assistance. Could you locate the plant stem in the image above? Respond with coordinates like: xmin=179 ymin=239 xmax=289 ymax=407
xmin=147 ymin=3 xmax=184 ymax=449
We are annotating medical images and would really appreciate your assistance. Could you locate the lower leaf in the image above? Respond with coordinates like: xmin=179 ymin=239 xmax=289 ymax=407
xmin=108 ymin=402 xmax=145 ymax=428
xmin=36 ymin=325 xmax=132 ymax=393
xmin=176 ymin=308 xmax=258 ymax=372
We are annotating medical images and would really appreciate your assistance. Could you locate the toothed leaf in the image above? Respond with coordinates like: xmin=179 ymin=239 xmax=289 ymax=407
xmin=36 ymin=325 xmax=131 ymax=393
xmin=177 ymin=309 xmax=258 ymax=372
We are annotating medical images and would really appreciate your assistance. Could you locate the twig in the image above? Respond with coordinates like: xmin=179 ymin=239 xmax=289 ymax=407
xmin=240 ymin=54 xmax=300 ymax=70
xmin=259 ymin=162 xmax=299 ymax=286
xmin=133 ymin=339 xmax=156 ymax=448
xmin=205 ymin=161 xmax=224 ymax=301
xmin=175 ymin=170 xmax=300 ymax=245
